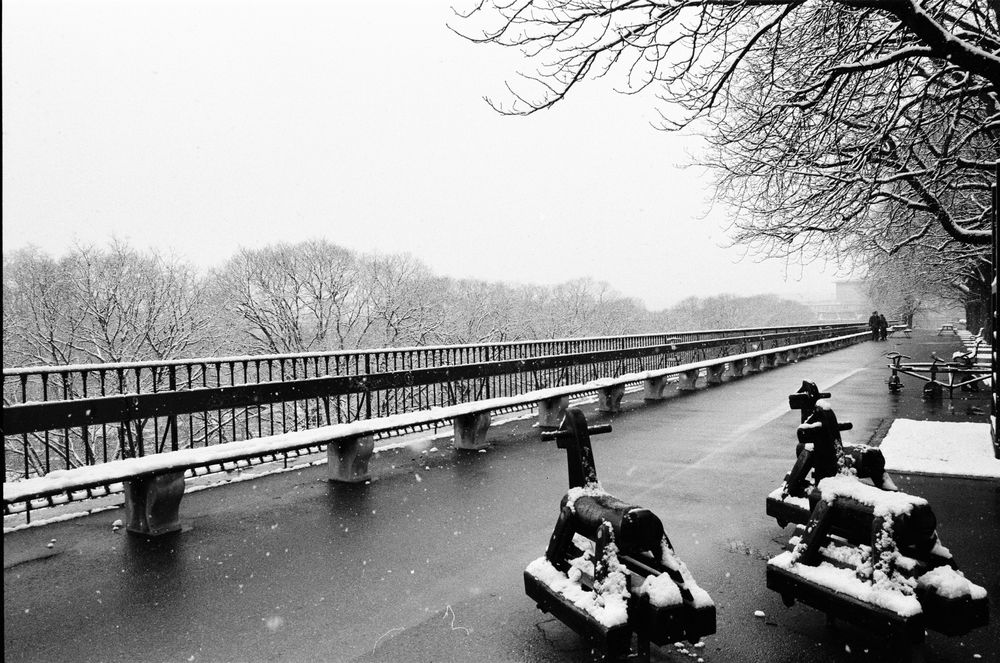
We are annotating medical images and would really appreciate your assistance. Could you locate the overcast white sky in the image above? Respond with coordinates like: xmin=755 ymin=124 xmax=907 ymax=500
xmin=2 ymin=0 xmax=844 ymax=310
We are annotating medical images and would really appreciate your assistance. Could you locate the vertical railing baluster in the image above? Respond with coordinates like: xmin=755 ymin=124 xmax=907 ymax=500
xmin=268 ymin=360 xmax=276 ymax=435
xmin=81 ymin=371 xmax=92 ymax=465
xmin=256 ymin=360 xmax=264 ymax=437
xmin=116 ymin=369 xmax=126 ymax=459
xmin=215 ymin=363 xmax=223 ymax=445
xmin=364 ymin=353 xmax=372 ymax=419
xmin=292 ymin=359 xmax=300 ymax=432
xmin=185 ymin=365 xmax=194 ymax=449
xmin=168 ymin=366 xmax=178 ymax=452
xmin=41 ymin=374 xmax=51 ymax=473
xmin=334 ymin=356 xmax=342 ymax=424
xmin=229 ymin=362 xmax=238 ymax=441
xmin=61 ymin=372 xmax=71 ymax=470
xmin=20 ymin=374 xmax=29 ymax=479
xmin=280 ymin=360 xmax=287 ymax=432
xmin=202 ymin=363 xmax=209 ymax=447
xmin=152 ymin=367 xmax=161 ymax=453
xmin=135 ymin=367 xmax=145 ymax=458
xmin=314 ymin=356 xmax=321 ymax=427
xmin=242 ymin=360 xmax=250 ymax=440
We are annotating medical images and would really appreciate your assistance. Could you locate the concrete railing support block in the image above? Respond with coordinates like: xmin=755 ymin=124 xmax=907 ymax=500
xmin=676 ymin=369 xmax=700 ymax=391
xmin=597 ymin=384 xmax=626 ymax=413
xmin=643 ymin=376 xmax=668 ymax=401
xmin=328 ymin=435 xmax=374 ymax=483
xmin=453 ymin=412 xmax=492 ymax=451
xmin=125 ymin=471 xmax=185 ymax=536
xmin=706 ymin=364 xmax=726 ymax=385
xmin=538 ymin=396 xmax=569 ymax=429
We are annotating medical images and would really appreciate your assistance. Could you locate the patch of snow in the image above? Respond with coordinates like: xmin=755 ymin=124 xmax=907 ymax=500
xmin=638 ymin=573 xmax=683 ymax=607
xmin=659 ymin=545 xmax=714 ymax=608
xmin=819 ymin=541 xmax=866 ymax=567
xmin=769 ymin=486 xmax=810 ymax=509
xmin=525 ymin=556 xmax=628 ymax=628
xmin=817 ymin=475 xmax=927 ymax=517
xmin=917 ymin=566 xmax=987 ymax=600
xmin=2 ymin=504 xmax=121 ymax=534
xmin=878 ymin=419 xmax=998 ymax=479
xmin=565 ymin=484 xmax=607 ymax=513
xmin=753 ymin=610 xmax=765 ymax=618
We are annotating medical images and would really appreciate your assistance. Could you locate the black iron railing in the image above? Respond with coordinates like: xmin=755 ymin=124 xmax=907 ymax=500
xmin=3 ymin=323 xmax=866 ymax=481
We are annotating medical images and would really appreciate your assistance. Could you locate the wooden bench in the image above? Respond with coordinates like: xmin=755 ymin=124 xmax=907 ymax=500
xmin=3 ymin=331 xmax=868 ymax=537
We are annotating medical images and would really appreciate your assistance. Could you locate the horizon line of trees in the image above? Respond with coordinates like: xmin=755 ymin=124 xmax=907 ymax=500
xmin=2 ymin=239 xmax=821 ymax=369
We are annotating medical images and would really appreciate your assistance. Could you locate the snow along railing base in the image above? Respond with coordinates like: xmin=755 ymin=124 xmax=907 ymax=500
xmin=526 ymin=408 xmax=715 ymax=661
xmin=765 ymin=384 xmax=989 ymax=652
xmin=2 ymin=332 xmax=867 ymax=536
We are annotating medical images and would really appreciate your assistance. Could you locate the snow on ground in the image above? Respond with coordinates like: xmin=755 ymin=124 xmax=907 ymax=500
xmin=879 ymin=419 xmax=999 ymax=479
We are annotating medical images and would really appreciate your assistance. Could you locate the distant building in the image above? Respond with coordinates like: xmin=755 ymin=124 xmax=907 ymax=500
xmin=806 ymin=280 xmax=873 ymax=323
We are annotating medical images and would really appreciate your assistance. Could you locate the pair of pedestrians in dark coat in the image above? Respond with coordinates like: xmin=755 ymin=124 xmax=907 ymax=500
xmin=868 ymin=311 xmax=888 ymax=341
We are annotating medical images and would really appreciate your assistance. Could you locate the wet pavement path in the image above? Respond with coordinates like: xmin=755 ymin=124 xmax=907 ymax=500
xmin=4 ymin=332 xmax=998 ymax=663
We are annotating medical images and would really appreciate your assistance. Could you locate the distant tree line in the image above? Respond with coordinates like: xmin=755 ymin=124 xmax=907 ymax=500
xmin=2 ymin=239 xmax=819 ymax=368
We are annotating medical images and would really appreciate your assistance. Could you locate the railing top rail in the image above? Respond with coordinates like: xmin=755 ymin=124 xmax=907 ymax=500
xmin=1 ymin=322 xmax=863 ymax=377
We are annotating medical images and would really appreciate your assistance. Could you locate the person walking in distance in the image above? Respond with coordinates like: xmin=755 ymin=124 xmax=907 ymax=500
xmin=868 ymin=310 xmax=880 ymax=342
xmin=878 ymin=313 xmax=888 ymax=341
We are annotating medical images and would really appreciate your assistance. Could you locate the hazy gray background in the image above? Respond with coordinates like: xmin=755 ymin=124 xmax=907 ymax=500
xmin=2 ymin=0 xmax=841 ymax=310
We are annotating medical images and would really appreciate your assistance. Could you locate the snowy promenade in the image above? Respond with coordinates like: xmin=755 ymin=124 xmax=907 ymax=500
xmin=4 ymin=331 xmax=997 ymax=663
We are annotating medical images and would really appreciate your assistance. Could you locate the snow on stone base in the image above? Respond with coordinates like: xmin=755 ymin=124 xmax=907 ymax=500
xmin=879 ymin=419 xmax=998 ymax=479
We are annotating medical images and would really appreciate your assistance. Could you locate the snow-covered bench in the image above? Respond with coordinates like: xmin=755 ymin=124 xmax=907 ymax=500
xmin=3 ymin=331 xmax=866 ymax=536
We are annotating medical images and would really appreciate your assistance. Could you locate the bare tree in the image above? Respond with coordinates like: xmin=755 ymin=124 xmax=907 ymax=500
xmin=456 ymin=0 xmax=997 ymax=252
xmin=3 ymin=247 xmax=88 ymax=367
xmin=216 ymin=241 xmax=377 ymax=353
xmin=866 ymin=246 xmax=993 ymax=332
xmin=653 ymin=293 xmax=816 ymax=330
xmin=436 ymin=278 xmax=528 ymax=343
xmin=3 ymin=242 xmax=215 ymax=367
xmin=3 ymin=241 xmax=217 ymax=472
xmin=366 ymin=253 xmax=446 ymax=346
xmin=65 ymin=242 xmax=217 ymax=363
